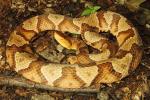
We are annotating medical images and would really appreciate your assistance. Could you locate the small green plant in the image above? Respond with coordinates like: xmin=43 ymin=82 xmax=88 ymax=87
xmin=81 ymin=6 xmax=101 ymax=16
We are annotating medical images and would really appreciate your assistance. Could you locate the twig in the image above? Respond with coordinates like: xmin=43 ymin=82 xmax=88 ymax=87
xmin=0 ymin=75 xmax=99 ymax=93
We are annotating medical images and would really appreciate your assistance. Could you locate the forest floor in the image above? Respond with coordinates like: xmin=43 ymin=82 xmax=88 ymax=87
xmin=0 ymin=0 xmax=150 ymax=100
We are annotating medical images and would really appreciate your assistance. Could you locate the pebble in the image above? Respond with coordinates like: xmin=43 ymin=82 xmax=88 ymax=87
xmin=31 ymin=94 xmax=55 ymax=100
xmin=46 ymin=4 xmax=52 ymax=7
xmin=97 ymin=91 xmax=109 ymax=100
xmin=146 ymin=24 xmax=150 ymax=29
xmin=56 ymin=44 xmax=64 ymax=52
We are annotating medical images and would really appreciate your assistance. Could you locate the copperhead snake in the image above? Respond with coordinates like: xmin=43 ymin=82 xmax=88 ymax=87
xmin=6 ymin=11 xmax=143 ymax=89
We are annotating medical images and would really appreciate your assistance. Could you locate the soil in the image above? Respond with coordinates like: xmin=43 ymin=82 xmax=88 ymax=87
xmin=0 ymin=0 xmax=150 ymax=100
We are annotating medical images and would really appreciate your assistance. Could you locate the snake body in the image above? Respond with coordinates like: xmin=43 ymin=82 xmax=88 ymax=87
xmin=6 ymin=11 xmax=142 ymax=89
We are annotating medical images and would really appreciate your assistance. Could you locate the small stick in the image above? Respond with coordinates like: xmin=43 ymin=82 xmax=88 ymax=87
xmin=0 ymin=75 xmax=99 ymax=93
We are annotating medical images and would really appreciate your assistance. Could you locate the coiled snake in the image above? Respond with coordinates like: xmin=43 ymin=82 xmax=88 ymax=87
xmin=6 ymin=11 xmax=142 ymax=89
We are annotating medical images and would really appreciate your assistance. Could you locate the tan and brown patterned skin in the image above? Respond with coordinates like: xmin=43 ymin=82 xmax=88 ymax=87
xmin=6 ymin=11 xmax=142 ymax=89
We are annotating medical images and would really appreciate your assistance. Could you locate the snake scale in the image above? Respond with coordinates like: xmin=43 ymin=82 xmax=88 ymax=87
xmin=6 ymin=11 xmax=142 ymax=89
